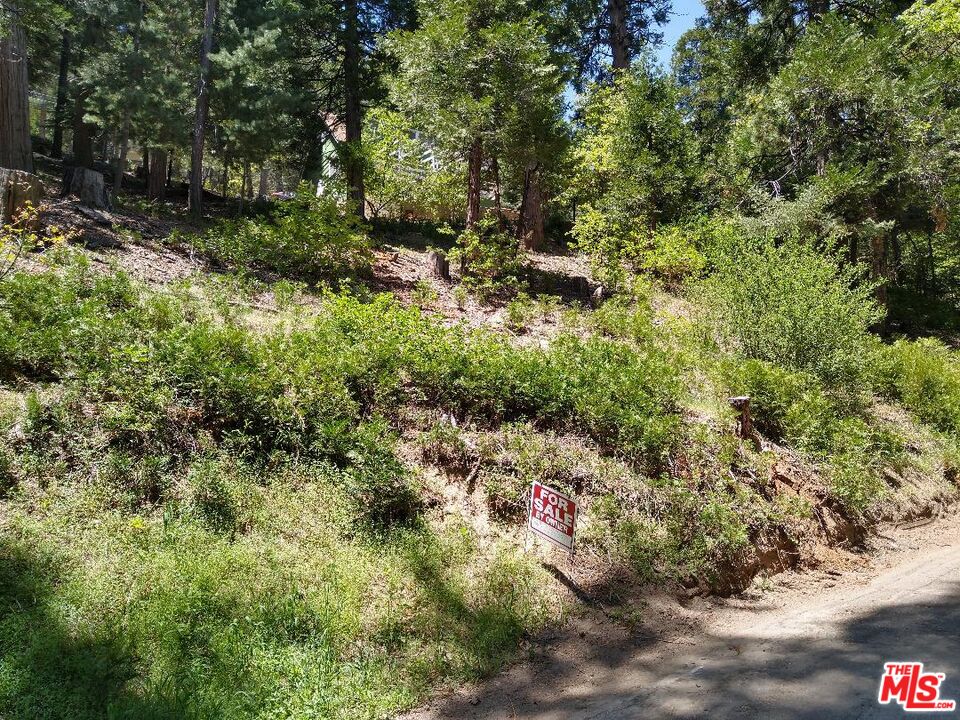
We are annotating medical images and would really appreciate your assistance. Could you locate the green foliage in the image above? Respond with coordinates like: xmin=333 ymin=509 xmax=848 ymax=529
xmin=872 ymin=338 xmax=960 ymax=435
xmin=571 ymin=210 xmax=708 ymax=289
xmin=722 ymin=358 xmax=902 ymax=515
xmin=183 ymin=187 xmax=372 ymax=280
xmin=449 ymin=216 xmax=523 ymax=297
xmin=698 ymin=237 xmax=881 ymax=388
xmin=363 ymin=108 xmax=465 ymax=222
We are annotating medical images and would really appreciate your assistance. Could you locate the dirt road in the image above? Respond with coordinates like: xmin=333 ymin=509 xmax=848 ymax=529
xmin=407 ymin=512 xmax=960 ymax=719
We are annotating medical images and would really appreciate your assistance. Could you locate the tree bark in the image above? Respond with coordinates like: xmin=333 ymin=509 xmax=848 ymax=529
xmin=465 ymin=138 xmax=483 ymax=230
xmin=72 ymin=87 xmax=96 ymax=168
xmin=608 ymin=0 xmax=630 ymax=71
xmin=220 ymin=150 xmax=230 ymax=197
xmin=189 ymin=0 xmax=219 ymax=217
xmin=114 ymin=2 xmax=144 ymax=193
xmin=0 ymin=3 xmax=34 ymax=173
xmin=343 ymin=0 xmax=365 ymax=218
xmin=519 ymin=161 xmax=545 ymax=251
xmin=51 ymin=32 xmax=71 ymax=159
xmin=242 ymin=159 xmax=252 ymax=200
xmin=147 ymin=149 xmax=167 ymax=201
xmin=257 ymin=163 xmax=268 ymax=199
xmin=0 ymin=168 xmax=41 ymax=224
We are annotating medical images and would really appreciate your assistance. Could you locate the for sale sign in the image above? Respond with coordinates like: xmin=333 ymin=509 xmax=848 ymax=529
xmin=528 ymin=481 xmax=577 ymax=552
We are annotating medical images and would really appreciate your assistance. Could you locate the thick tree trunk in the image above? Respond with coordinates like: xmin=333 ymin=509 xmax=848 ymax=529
xmin=343 ymin=0 xmax=365 ymax=218
xmin=147 ymin=149 xmax=167 ymax=201
xmin=427 ymin=250 xmax=450 ymax=282
xmin=608 ymin=0 xmax=630 ymax=71
xmin=0 ymin=4 xmax=34 ymax=173
xmin=189 ymin=0 xmax=219 ymax=217
xmin=72 ymin=88 xmax=95 ymax=168
xmin=0 ymin=168 xmax=41 ymax=224
xmin=51 ymin=32 xmax=70 ymax=159
xmin=519 ymin=162 xmax=545 ymax=251
xmin=465 ymin=139 xmax=483 ymax=230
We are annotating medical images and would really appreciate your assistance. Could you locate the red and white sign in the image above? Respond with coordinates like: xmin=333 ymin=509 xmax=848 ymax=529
xmin=528 ymin=481 xmax=577 ymax=552
xmin=879 ymin=662 xmax=956 ymax=712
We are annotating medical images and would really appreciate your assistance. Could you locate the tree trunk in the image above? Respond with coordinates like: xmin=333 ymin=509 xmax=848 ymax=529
xmin=465 ymin=138 xmax=482 ymax=230
xmin=114 ymin=3 xmax=144 ymax=193
xmin=0 ymin=3 xmax=34 ymax=173
xmin=220 ymin=150 xmax=230 ymax=197
xmin=519 ymin=162 xmax=545 ymax=251
xmin=343 ymin=0 xmax=365 ymax=218
xmin=166 ymin=150 xmax=174 ymax=188
xmin=189 ymin=0 xmax=219 ymax=217
xmin=72 ymin=87 xmax=95 ymax=168
xmin=608 ymin=0 xmax=630 ymax=71
xmin=427 ymin=250 xmax=450 ymax=282
xmin=0 ymin=168 xmax=42 ymax=224
xmin=242 ymin=159 xmax=252 ymax=200
xmin=257 ymin=163 xmax=268 ymax=199
xmin=51 ymin=32 xmax=71 ymax=159
xmin=147 ymin=149 xmax=167 ymax=201
xmin=871 ymin=230 xmax=889 ymax=333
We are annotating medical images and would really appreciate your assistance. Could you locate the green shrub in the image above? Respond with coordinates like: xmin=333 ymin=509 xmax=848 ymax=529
xmin=871 ymin=338 xmax=960 ymax=435
xmin=449 ymin=216 xmax=523 ymax=297
xmin=723 ymin=358 xmax=904 ymax=515
xmin=571 ymin=211 xmax=708 ymax=290
xmin=699 ymin=238 xmax=881 ymax=389
xmin=183 ymin=187 xmax=372 ymax=280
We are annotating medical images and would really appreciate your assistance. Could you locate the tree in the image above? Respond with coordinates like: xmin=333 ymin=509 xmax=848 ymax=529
xmin=387 ymin=0 xmax=566 ymax=230
xmin=0 ymin=1 xmax=34 ymax=172
xmin=563 ymin=0 xmax=669 ymax=82
xmin=189 ymin=0 xmax=218 ymax=216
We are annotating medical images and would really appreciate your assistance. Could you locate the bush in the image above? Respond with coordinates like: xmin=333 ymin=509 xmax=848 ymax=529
xmin=449 ymin=216 xmax=523 ymax=297
xmin=699 ymin=237 xmax=881 ymax=389
xmin=723 ymin=358 xmax=903 ymax=515
xmin=871 ymin=338 xmax=960 ymax=435
xmin=184 ymin=187 xmax=372 ymax=280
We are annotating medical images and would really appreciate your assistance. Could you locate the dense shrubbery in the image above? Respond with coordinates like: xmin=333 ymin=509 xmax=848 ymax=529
xmin=872 ymin=338 xmax=960 ymax=436
xmin=571 ymin=211 xmax=707 ymax=289
xmin=0 ymin=257 xmax=679 ymax=521
xmin=698 ymin=237 xmax=881 ymax=389
xmin=181 ymin=188 xmax=373 ymax=280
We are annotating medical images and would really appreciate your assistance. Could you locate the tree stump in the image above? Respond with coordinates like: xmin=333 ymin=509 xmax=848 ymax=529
xmin=427 ymin=250 xmax=450 ymax=282
xmin=590 ymin=284 xmax=605 ymax=307
xmin=0 ymin=168 xmax=42 ymax=226
xmin=729 ymin=395 xmax=761 ymax=450
xmin=62 ymin=167 xmax=111 ymax=210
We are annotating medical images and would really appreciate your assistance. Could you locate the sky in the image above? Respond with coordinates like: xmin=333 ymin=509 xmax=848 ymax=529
xmin=655 ymin=0 xmax=707 ymax=68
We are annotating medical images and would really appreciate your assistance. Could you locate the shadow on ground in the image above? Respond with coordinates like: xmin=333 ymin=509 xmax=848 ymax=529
xmin=425 ymin=583 xmax=960 ymax=720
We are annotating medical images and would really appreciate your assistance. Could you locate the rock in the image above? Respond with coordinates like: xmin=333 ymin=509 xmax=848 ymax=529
xmin=0 ymin=168 xmax=42 ymax=226
xmin=62 ymin=167 xmax=112 ymax=210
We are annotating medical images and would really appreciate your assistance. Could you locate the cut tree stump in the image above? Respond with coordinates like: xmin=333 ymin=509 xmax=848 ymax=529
xmin=427 ymin=250 xmax=450 ymax=282
xmin=0 ymin=168 xmax=42 ymax=226
xmin=729 ymin=395 xmax=762 ymax=450
xmin=62 ymin=167 xmax=112 ymax=210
